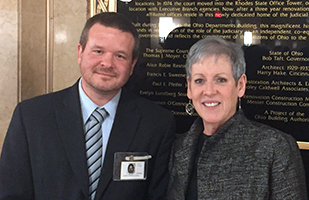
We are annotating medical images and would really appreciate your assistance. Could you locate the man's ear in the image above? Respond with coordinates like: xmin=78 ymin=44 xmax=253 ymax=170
xmin=130 ymin=58 xmax=138 ymax=75
xmin=77 ymin=44 xmax=83 ymax=64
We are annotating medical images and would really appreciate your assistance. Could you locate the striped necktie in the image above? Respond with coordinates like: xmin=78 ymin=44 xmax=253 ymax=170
xmin=85 ymin=108 xmax=107 ymax=200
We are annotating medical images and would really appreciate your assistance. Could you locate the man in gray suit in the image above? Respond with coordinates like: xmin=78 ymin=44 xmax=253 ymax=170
xmin=0 ymin=12 xmax=175 ymax=200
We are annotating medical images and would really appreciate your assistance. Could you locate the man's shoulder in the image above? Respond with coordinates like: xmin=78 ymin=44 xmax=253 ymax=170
xmin=120 ymin=88 xmax=175 ymax=126
xmin=122 ymin=88 xmax=171 ymax=113
xmin=18 ymin=83 xmax=77 ymax=109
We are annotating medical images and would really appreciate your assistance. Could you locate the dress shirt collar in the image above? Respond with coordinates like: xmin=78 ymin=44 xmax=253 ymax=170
xmin=78 ymin=78 xmax=121 ymax=124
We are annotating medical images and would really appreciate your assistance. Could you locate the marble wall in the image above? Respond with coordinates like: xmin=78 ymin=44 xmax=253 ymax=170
xmin=20 ymin=0 xmax=47 ymax=100
xmin=53 ymin=0 xmax=87 ymax=91
xmin=0 ymin=0 xmax=87 ymax=152
xmin=0 ymin=0 xmax=18 ymax=151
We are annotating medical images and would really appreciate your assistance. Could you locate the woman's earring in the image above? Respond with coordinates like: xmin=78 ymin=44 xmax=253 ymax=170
xmin=238 ymin=97 xmax=242 ymax=110
xmin=185 ymin=99 xmax=195 ymax=116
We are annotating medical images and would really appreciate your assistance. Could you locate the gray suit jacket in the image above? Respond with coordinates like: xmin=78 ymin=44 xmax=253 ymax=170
xmin=167 ymin=111 xmax=307 ymax=200
xmin=0 ymin=81 xmax=175 ymax=200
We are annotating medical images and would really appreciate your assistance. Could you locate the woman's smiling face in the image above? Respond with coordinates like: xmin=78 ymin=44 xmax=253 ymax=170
xmin=187 ymin=53 xmax=246 ymax=133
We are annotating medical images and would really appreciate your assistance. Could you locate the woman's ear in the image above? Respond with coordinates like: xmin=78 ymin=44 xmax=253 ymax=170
xmin=237 ymin=74 xmax=247 ymax=98
xmin=186 ymin=77 xmax=192 ymax=99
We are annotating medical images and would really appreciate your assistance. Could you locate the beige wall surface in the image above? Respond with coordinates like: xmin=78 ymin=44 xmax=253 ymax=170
xmin=52 ymin=0 xmax=86 ymax=91
xmin=0 ymin=0 xmax=87 ymax=152
xmin=20 ymin=0 xmax=47 ymax=100
xmin=0 ymin=0 xmax=18 ymax=151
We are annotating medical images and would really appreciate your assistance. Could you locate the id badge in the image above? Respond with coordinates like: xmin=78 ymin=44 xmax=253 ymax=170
xmin=113 ymin=152 xmax=151 ymax=181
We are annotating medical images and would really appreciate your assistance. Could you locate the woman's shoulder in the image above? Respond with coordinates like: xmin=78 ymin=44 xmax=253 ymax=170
xmin=238 ymin=114 xmax=297 ymax=148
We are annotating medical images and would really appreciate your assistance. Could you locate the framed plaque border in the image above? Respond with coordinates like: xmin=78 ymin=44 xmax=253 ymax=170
xmin=89 ymin=0 xmax=117 ymax=17
xmin=297 ymin=142 xmax=309 ymax=150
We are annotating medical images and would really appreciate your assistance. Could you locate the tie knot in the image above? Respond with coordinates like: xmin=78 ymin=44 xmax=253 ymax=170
xmin=91 ymin=108 xmax=108 ymax=124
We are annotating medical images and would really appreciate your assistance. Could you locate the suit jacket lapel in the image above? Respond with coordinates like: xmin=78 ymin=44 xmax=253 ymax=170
xmin=55 ymin=82 xmax=89 ymax=198
xmin=95 ymin=88 xmax=141 ymax=199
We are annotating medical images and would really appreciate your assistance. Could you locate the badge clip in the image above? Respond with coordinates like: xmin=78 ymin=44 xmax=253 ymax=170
xmin=125 ymin=155 xmax=152 ymax=161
